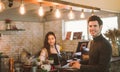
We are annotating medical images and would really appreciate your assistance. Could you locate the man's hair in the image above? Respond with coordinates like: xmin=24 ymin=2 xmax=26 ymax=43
xmin=88 ymin=15 xmax=103 ymax=26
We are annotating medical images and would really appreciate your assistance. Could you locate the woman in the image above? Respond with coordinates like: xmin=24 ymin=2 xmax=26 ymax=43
xmin=39 ymin=31 xmax=61 ymax=65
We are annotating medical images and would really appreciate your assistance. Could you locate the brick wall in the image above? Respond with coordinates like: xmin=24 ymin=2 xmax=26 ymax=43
xmin=0 ymin=21 xmax=43 ymax=59
xmin=44 ymin=20 xmax=62 ymax=46
xmin=0 ymin=20 xmax=81 ymax=68
xmin=0 ymin=20 xmax=80 ymax=58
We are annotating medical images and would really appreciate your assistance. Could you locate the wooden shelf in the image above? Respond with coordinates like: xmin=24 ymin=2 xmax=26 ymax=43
xmin=0 ymin=29 xmax=25 ymax=32
xmin=0 ymin=29 xmax=25 ymax=35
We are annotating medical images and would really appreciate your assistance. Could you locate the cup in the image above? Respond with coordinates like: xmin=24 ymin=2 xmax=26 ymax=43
xmin=41 ymin=64 xmax=51 ymax=71
xmin=48 ymin=60 xmax=54 ymax=64
xmin=32 ymin=66 xmax=37 ymax=72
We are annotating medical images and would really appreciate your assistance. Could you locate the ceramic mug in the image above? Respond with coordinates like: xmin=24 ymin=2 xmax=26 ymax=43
xmin=41 ymin=64 xmax=51 ymax=71
xmin=48 ymin=60 xmax=54 ymax=64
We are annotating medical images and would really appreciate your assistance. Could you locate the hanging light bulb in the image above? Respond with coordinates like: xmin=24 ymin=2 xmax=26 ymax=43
xmin=37 ymin=0 xmax=43 ymax=2
xmin=38 ymin=5 xmax=44 ymax=16
xmin=19 ymin=4 xmax=25 ymax=15
xmin=91 ymin=9 xmax=95 ymax=16
xmin=55 ymin=6 xmax=61 ymax=18
xmin=0 ymin=0 xmax=5 ymax=12
xmin=19 ymin=0 xmax=26 ymax=15
xmin=80 ymin=9 xmax=85 ymax=18
xmin=68 ymin=7 xmax=75 ymax=19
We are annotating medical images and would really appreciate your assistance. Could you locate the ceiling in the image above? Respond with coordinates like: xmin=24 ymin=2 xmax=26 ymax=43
xmin=0 ymin=0 xmax=119 ymax=22
xmin=63 ymin=0 xmax=120 ymax=13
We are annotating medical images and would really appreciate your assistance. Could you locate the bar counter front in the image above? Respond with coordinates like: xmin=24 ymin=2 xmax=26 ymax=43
xmin=0 ymin=55 xmax=120 ymax=72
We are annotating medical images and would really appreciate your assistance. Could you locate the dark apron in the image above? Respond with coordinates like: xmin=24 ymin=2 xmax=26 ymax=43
xmin=49 ymin=54 xmax=59 ymax=65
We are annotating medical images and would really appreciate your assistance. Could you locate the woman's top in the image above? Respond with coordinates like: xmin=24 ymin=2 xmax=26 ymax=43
xmin=39 ymin=45 xmax=60 ymax=61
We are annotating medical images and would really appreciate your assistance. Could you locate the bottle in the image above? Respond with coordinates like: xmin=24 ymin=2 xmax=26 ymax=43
xmin=9 ymin=58 xmax=14 ymax=72
xmin=6 ymin=23 xmax=11 ymax=30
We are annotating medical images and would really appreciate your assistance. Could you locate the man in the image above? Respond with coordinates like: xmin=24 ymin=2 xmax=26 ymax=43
xmin=70 ymin=15 xmax=112 ymax=72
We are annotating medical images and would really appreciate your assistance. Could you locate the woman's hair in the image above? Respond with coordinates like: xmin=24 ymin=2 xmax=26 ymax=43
xmin=88 ymin=15 xmax=103 ymax=26
xmin=43 ymin=31 xmax=56 ymax=55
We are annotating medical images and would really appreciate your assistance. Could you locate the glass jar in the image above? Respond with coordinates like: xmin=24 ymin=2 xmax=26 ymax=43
xmin=6 ymin=23 xmax=11 ymax=30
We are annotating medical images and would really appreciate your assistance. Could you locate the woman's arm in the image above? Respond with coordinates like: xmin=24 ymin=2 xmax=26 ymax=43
xmin=39 ymin=48 xmax=48 ymax=61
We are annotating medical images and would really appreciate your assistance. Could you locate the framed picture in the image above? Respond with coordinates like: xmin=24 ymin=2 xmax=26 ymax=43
xmin=65 ymin=32 xmax=71 ymax=40
xmin=73 ymin=32 xmax=82 ymax=40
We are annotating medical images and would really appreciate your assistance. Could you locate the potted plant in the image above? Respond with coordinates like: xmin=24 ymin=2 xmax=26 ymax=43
xmin=40 ymin=69 xmax=47 ymax=72
xmin=104 ymin=28 xmax=120 ymax=56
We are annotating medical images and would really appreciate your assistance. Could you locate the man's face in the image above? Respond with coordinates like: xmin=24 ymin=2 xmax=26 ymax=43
xmin=88 ymin=21 xmax=102 ymax=38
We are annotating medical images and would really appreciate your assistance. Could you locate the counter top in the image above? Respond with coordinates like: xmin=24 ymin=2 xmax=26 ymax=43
xmin=111 ymin=56 xmax=120 ymax=62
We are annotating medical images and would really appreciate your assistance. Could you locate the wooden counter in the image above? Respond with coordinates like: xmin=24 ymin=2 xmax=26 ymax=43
xmin=111 ymin=56 xmax=120 ymax=62
xmin=110 ymin=56 xmax=120 ymax=72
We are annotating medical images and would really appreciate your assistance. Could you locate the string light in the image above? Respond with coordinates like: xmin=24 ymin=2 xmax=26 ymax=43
xmin=38 ymin=4 xmax=44 ymax=16
xmin=68 ymin=7 xmax=75 ymax=19
xmin=55 ymin=6 xmax=61 ymax=18
xmin=3 ymin=0 xmax=99 ymax=18
xmin=19 ymin=0 xmax=26 ymax=15
xmin=80 ymin=9 xmax=85 ymax=18
xmin=0 ymin=0 xmax=5 ymax=12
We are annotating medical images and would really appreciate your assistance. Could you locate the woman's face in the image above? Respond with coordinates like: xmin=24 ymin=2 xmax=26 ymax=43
xmin=48 ymin=35 xmax=56 ymax=46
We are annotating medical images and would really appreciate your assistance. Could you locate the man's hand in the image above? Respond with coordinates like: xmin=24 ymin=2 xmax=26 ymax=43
xmin=69 ymin=61 xmax=81 ymax=69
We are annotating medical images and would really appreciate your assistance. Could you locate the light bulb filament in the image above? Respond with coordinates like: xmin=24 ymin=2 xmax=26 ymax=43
xmin=55 ymin=8 xmax=61 ymax=18
xmin=19 ymin=4 xmax=26 ymax=15
xmin=38 ymin=6 xmax=44 ymax=16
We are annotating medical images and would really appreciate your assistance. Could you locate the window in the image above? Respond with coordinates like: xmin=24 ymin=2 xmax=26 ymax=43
xmin=64 ymin=20 xmax=87 ymax=40
xmin=63 ymin=16 xmax=118 ymax=40
xmin=101 ymin=17 xmax=118 ymax=33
